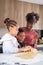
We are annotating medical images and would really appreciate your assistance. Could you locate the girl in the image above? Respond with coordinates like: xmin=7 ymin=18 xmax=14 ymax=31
xmin=1 ymin=18 xmax=30 ymax=53
xmin=21 ymin=12 xmax=39 ymax=48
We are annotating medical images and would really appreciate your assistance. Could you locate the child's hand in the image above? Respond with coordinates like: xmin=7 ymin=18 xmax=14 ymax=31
xmin=19 ymin=47 xmax=29 ymax=52
xmin=31 ymin=39 xmax=35 ymax=44
xmin=22 ymin=47 xmax=30 ymax=52
xmin=31 ymin=39 xmax=38 ymax=44
xmin=23 ymin=46 xmax=32 ymax=52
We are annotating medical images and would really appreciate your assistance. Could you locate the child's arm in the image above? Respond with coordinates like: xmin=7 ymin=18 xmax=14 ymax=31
xmin=18 ymin=46 xmax=31 ymax=52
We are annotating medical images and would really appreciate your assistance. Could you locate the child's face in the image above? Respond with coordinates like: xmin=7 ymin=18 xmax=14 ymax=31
xmin=9 ymin=25 xmax=19 ymax=36
xmin=27 ymin=22 xmax=33 ymax=30
xmin=17 ymin=32 xmax=25 ymax=42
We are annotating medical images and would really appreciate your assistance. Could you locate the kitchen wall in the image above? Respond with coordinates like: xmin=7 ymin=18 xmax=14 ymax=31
xmin=0 ymin=28 xmax=7 ymax=38
xmin=0 ymin=0 xmax=43 ymax=37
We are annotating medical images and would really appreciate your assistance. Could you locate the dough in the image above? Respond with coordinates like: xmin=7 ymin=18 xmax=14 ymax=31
xmin=16 ymin=48 xmax=37 ymax=59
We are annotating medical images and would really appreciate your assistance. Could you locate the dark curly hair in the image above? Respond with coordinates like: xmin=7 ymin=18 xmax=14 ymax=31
xmin=26 ymin=12 xmax=39 ymax=23
xmin=17 ymin=28 xmax=24 ymax=35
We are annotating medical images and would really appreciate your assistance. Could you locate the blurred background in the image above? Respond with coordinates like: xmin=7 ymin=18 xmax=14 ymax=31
xmin=0 ymin=0 xmax=43 ymax=44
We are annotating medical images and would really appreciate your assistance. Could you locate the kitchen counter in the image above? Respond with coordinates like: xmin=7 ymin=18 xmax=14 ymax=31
xmin=0 ymin=51 xmax=43 ymax=65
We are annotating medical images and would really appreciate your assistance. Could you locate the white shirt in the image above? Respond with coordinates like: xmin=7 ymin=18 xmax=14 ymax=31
xmin=1 ymin=33 xmax=19 ymax=53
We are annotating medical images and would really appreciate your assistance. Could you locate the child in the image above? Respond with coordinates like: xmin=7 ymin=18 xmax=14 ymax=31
xmin=21 ymin=12 xmax=39 ymax=48
xmin=1 ymin=18 xmax=30 ymax=53
xmin=17 ymin=28 xmax=25 ymax=48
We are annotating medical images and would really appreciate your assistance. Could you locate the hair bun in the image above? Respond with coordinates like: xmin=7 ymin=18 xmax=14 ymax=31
xmin=4 ymin=18 xmax=10 ymax=24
